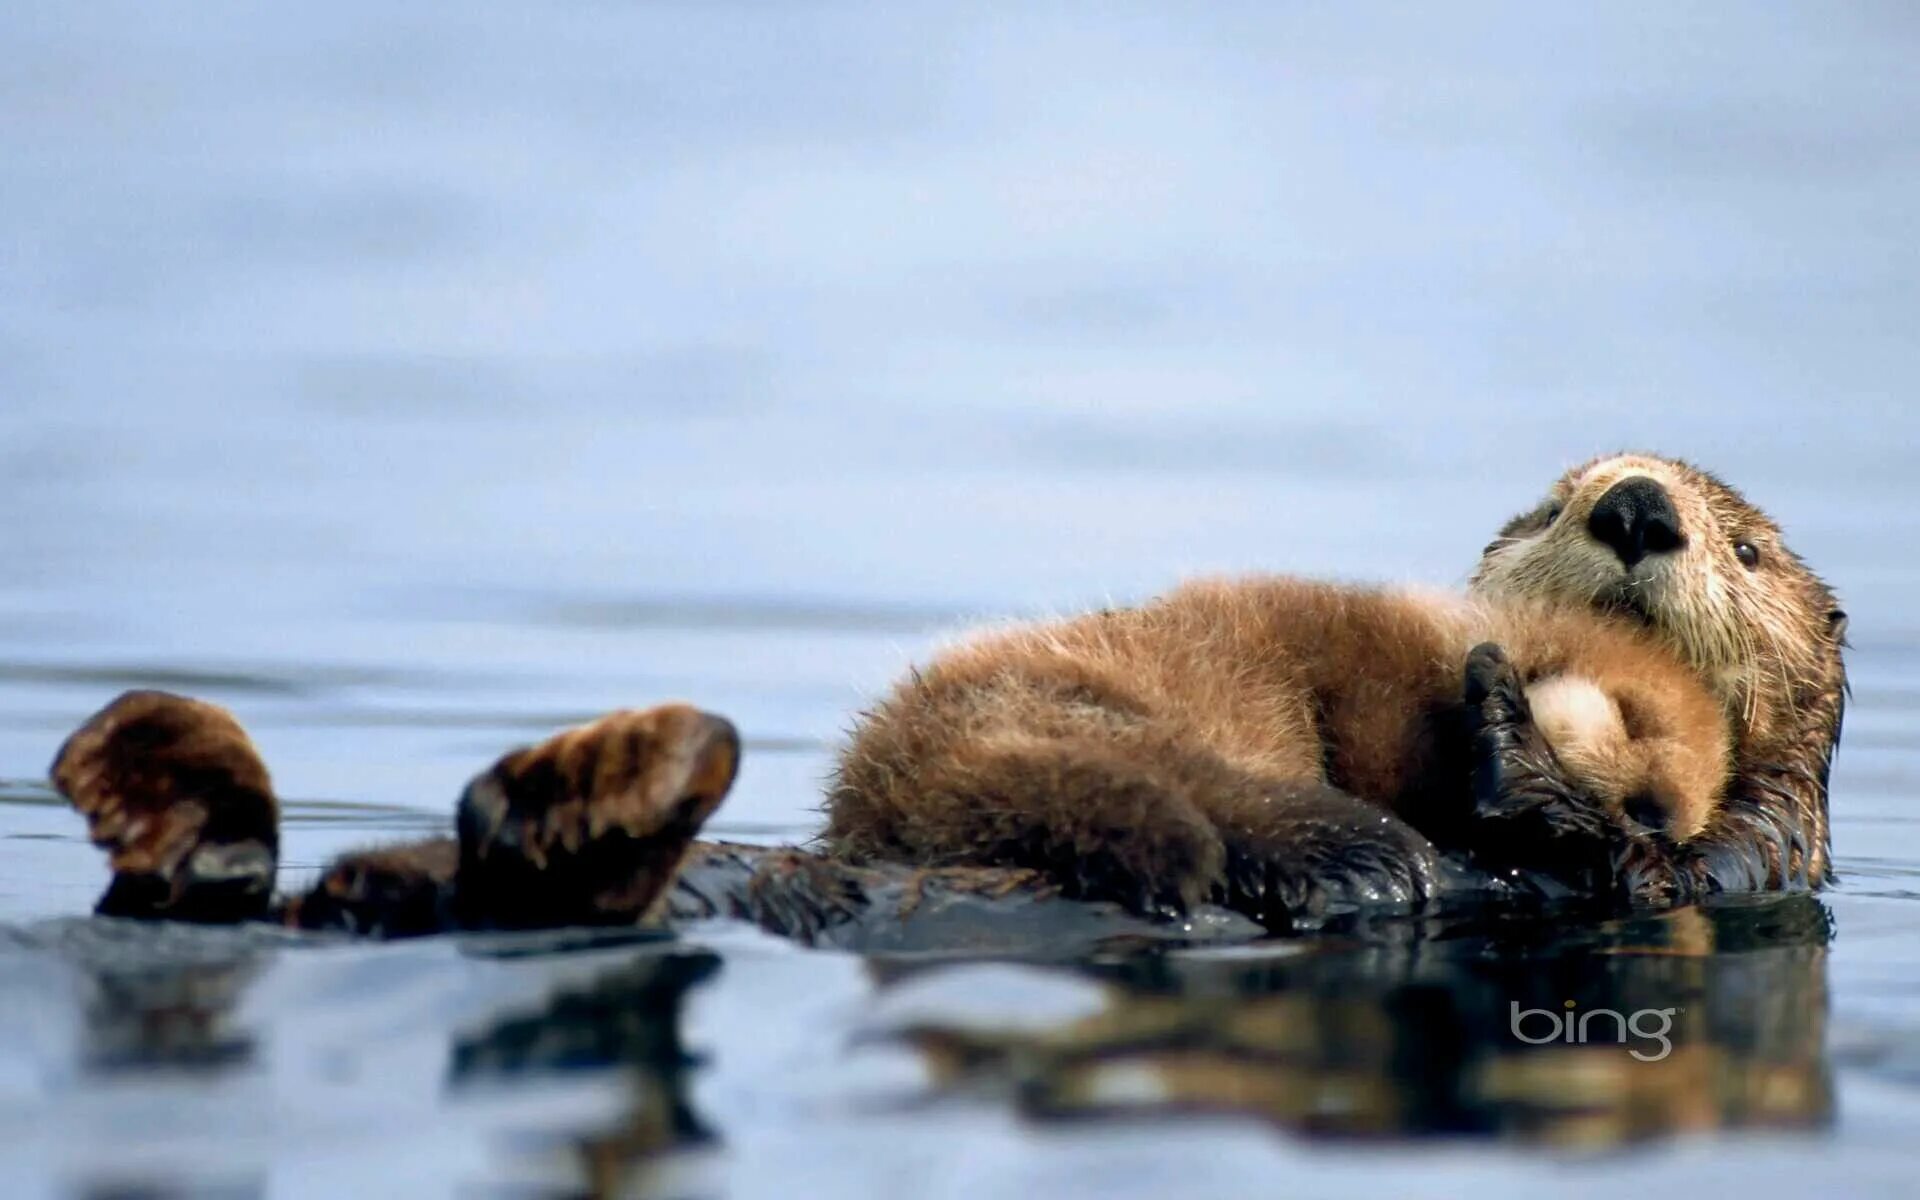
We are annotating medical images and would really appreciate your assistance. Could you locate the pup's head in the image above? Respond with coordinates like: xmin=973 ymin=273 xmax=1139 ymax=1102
xmin=1471 ymin=453 xmax=1846 ymax=755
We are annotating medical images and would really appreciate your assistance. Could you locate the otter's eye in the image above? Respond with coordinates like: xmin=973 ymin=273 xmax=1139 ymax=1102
xmin=1734 ymin=540 xmax=1761 ymax=569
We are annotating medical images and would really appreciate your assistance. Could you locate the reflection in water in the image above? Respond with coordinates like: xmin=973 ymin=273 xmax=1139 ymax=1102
xmin=62 ymin=938 xmax=267 ymax=1199
xmin=449 ymin=950 xmax=719 ymax=1198
xmin=49 ymin=921 xmax=272 ymax=1079
xmin=81 ymin=956 xmax=261 ymax=1075
xmin=874 ymin=895 xmax=1833 ymax=1148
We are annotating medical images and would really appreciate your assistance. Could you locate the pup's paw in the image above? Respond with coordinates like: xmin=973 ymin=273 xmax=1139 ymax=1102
xmin=1463 ymin=644 xmax=1614 ymax=880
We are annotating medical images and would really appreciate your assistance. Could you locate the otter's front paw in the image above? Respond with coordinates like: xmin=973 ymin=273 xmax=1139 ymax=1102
xmin=1463 ymin=643 xmax=1614 ymax=881
xmin=455 ymin=705 xmax=740 ymax=929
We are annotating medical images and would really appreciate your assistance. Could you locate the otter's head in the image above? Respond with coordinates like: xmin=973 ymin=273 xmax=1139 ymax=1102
xmin=1471 ymin=453 xmax=1846 ymax=764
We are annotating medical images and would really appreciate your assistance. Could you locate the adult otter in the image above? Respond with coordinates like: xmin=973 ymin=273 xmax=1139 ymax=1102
xmin=42 ymin=454 xmax=1843 ymax=941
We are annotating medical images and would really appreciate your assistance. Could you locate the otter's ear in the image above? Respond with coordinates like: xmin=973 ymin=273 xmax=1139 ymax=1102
xmin=1828 ymin=609 xmax=1850 ymax=643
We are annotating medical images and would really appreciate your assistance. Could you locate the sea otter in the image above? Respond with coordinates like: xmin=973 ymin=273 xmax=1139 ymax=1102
xmin=1472 ymin=453 xmax=1848 ymax=892
xmin=40 ymin=453 xmax=1844 ymax=941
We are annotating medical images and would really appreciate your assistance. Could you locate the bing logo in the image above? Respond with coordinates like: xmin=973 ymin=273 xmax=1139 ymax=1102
xmin=1510 ymin=999 xmax=1676 ymax=1062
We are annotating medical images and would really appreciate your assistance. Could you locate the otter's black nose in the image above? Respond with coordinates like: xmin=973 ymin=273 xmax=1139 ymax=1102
xmin=1587 ymin=477 xmax=1684 ymax=567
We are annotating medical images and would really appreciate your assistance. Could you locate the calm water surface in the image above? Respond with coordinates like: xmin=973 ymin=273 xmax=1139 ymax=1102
xmin=3 ymin=4 xmax=1919 ymax=1197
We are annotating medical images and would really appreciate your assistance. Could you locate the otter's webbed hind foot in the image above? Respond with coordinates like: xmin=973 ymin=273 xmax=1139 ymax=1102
xmin=289 ymin=705 xmax=741 ymax=935
xmin=452 ymin=705 xmax=740 ymax=930
xmin=50 ymin=691 xmax=280 ymax=923
xmin=282 ymin=703 xmax=741 ymax=935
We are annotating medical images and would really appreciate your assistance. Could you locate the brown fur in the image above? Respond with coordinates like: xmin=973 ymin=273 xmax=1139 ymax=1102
xmin=287 ymin=704 xmax=742 ymax=933
xmin=277 ymin=837 xmax=460 ymax=937
xmin=1472 ymin=453 xmax=1847 ymax=888
xmin=824 ymin=578 xmax=1730 ymax=916
xmin=453 ymin=703 xmax=740 ymax=928
xmin=52 ymin=692 xmax=740 ymax=933
xmin=49 ymin=690 xmax=279 ymax=922
xmin=48 ymin=453 xmax=1839 ymax=935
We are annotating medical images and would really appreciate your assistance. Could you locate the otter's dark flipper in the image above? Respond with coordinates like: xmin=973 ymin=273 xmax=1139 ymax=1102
xmin=282 ymin=705 xmax=740 ymax=936
xmin=453 ymin=705 xmax=740 ymax=930
xmin=50 ymin=691 xmax=279 ymax=923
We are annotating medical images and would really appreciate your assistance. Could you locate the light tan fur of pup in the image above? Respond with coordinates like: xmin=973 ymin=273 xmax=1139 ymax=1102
xmin=826 ymin=577 xmax=1729 ymax=907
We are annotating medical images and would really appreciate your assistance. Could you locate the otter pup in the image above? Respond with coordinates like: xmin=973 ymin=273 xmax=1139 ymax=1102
xmin=1472 ymin=453 xmax=1848 ymax=892
xmin=823 ymin=578 xmax=1732 ymax=922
